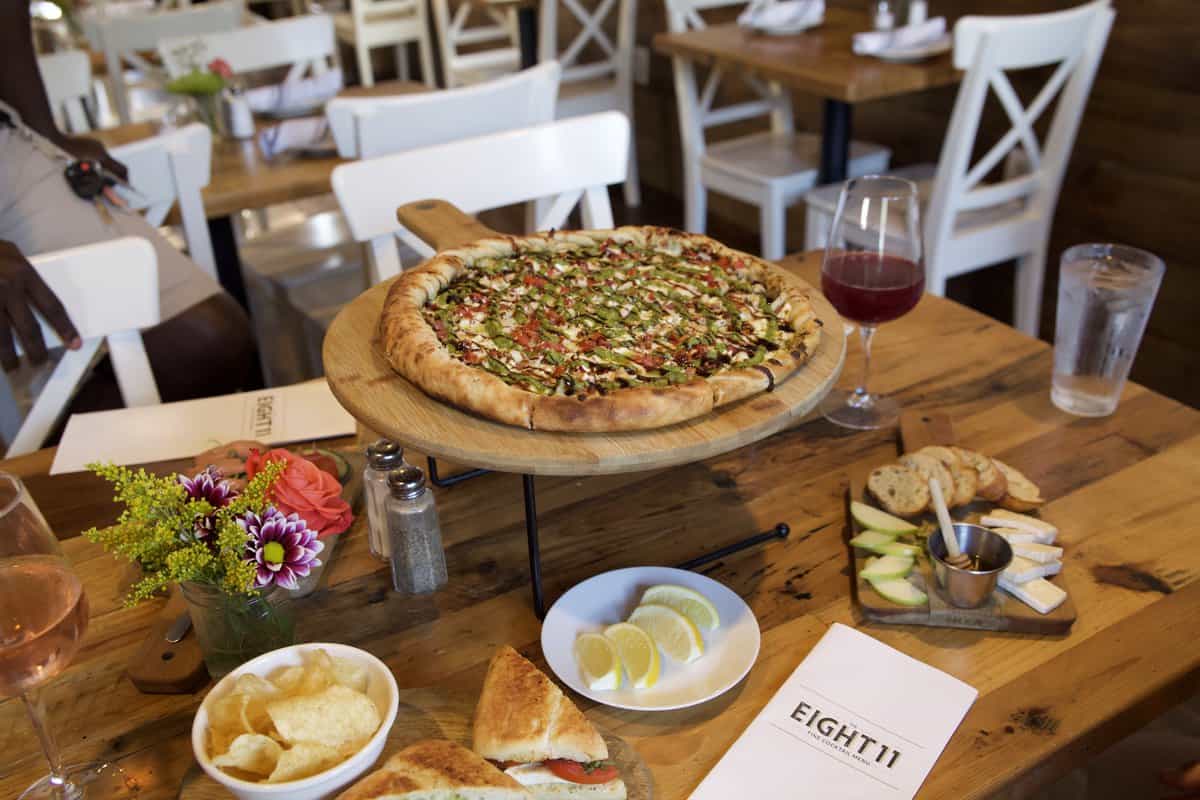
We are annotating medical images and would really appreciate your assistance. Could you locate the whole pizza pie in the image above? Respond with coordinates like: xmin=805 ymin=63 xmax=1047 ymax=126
xmin=379 ymin=227 xmax=822 ymax=432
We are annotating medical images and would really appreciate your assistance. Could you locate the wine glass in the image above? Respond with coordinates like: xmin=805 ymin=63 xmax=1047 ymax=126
xmin=0 ymin=473 xmax=130 ymax=799
xmin=818 ymin=175 xmax=925 ymax=430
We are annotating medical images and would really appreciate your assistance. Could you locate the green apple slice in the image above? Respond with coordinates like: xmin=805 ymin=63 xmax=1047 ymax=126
xmin=850 ymin=501 xmax=918 ymax=535
xmin=875 ymin=542 xmax=922 ymax=558
xmin=867 ymin=576 xmax=928 ymax=607
xmin=849 ymin=530 xmax=898 ymax=550
xmin=860 ymin=554 xmax=914 ymax=581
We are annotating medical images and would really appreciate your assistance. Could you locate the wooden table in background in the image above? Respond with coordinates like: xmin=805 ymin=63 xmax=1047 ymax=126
xmin=653 ymin=7 xmax=962 ymax=182
xmin=92 ymin=80 xmax=429 ymax=304
xmin=1 ymin=253 xmax=1198 ymax=798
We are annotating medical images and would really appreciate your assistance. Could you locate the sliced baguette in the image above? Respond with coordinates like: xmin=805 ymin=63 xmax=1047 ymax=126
xmin=951 ymin=447 xmax=1007 ymax=502
xmin=919 ymin=446 xmax=977 ymax=507
xmin=899 ymin=453 xmax=955 ymax=507
xmin=993 ymin=459 xmax=1045 ymax=511
xmin=866 ymin=464 xmax=930 ymax=518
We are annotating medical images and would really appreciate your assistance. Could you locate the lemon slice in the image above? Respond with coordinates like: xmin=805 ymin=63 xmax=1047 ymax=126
xmin=638 ymin=584 xmax=721 ymax=631
xmin=628 ymin=603 xmax=704 ymax=663
xmin=603 ymin=622 xmax=660 ymax=689
xmin=575 ymin=633 xmax=621 ymax=691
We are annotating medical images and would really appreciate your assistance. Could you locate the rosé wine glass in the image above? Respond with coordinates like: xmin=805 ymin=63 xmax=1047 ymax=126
xmin=819 ymin=175 xmax=925 ymax=430
xmin=0 ymin=473 xmax=131 ymax=798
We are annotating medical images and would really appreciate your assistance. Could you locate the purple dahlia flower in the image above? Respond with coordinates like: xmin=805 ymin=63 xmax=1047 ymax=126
xmin=239 ymin=506 xmax=323 ymax=590
xmin=178 ymin=466 xmax=238 ymax=541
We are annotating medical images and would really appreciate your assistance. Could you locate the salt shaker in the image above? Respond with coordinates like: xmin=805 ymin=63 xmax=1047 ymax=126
xmin=385 ymin=466 xmax=448 ymax=594
xmin=872 ymin=0 xmax=895 ymax=30
xmin=907 ymin=0 xmax=928 ymax=25
xmin=364 ymin=439 xmax=405 ymax=560
xmin=221 ymin=90 xmax=255 ymax=140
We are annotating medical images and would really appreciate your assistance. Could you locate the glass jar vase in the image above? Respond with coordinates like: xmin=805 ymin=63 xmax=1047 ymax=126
xmin=180 ymin=582 xmax=295 ymax=679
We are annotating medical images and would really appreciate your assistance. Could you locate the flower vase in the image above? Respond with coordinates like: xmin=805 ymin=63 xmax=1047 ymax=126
xmin=180 ymin=582 xmax=294 ymax=678
xmin=189 ymin=93 xmax=228 ymax=138
xmin=291 ymin=533 xmax=340 ymax=598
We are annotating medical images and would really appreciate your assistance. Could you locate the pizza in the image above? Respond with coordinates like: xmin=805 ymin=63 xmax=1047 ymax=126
xmin=379 ymin=227 xmax=822 ymax=432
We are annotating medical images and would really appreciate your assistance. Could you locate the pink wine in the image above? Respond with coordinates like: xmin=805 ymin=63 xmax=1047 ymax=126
xmin=0 ymin=557 xmax=89 ymax=697
xmin=822 ymin=253 xmax=925 ymax=325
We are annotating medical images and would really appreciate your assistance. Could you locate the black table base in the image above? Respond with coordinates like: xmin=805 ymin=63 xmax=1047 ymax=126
xmin=819 ymin=98 xmax=853 ymax=185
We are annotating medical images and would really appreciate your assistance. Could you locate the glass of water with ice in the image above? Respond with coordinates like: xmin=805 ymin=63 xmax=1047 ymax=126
xmin=1052 ymin=243 xmax=1164 ymax=417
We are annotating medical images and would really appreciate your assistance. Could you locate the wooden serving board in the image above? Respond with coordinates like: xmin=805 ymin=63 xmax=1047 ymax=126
xmin=179 ymin=687 xmax=654 ymax=799
xmin=848 ymin=411 xmax=1077 ymax=634
xmin=322 ymin=201 xmax=845 ymax=476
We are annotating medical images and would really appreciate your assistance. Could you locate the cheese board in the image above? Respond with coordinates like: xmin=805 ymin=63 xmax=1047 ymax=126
xmin=178 ymin=687 xmax=654 ymax=799
xmin=848 ymin=411 xmax=1077 ymax=634
xmin=322 ymin=200 xmax=846 ymax=477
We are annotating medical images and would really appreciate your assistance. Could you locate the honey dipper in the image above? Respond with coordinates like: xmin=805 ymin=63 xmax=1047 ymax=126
xmin=930 ymin=478 xmax=971 ymax=568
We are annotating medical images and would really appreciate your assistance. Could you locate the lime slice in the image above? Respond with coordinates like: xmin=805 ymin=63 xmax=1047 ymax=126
xmin=627 ymin=603 xmax=704 ymax=663
xmin=604 ymin=622 xmax=660 ymax=689
xmin=638 ymin=584 xmax=720 ymax=631
xmin=575 ymin=633 xmax=621 ymax=691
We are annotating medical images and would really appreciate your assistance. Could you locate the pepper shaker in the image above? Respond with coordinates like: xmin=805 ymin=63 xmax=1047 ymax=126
xmin=872 ymin=0 xmax=895 ymax=30
xmin=907 ymin=0 xmax=928 ymax=25
xmin=385 ymin=466 xmax=448 ymax=594
xmin=363 ymin=439 xmax=406 ymax=560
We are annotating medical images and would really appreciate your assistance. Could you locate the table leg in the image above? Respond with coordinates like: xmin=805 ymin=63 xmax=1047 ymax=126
xmin=523 ymin=474 xmax=545 ymax=618
xmin=426 ymin=456 xmax=491 ymax=488
xmin=819 ymin=99 xmax=853 ymax=185
xmin=208 ymin=215 xmax=249 ymax=311
xmin=675 ymin=523 xmax=790 ymax=570
xmin=517 ymin=7 xmax=538 ymax=69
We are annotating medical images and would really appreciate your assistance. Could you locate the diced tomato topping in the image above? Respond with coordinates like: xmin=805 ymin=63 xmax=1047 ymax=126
xmin=634 ymin=353 xmax=664 ymax=369
xmin=523 ymin=274 xmax=548 ymax=288
xmin=462 ymin=350 xmax=484 ymax=364
xmin=544 ymin=760 xmax=619 ymax=785
xmin=545 ymin=309 xmax=564 ymax=325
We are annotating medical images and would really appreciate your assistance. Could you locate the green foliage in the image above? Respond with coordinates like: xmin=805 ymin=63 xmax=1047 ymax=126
xmin=83 ymin=459 xmax=288 ymax=605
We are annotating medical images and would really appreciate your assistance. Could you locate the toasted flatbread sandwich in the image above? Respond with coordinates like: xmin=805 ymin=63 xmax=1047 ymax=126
xmin=472 ymin=646 xmax=627 ymax=799
xmin=337 ymin=739 xmax=532 ymax=800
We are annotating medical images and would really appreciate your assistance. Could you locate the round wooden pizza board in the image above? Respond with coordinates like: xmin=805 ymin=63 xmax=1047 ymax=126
xmin=178 ymin=687 xmax=654 ymax=799
xmin=322 ymin=200 xmax=846 ymax=476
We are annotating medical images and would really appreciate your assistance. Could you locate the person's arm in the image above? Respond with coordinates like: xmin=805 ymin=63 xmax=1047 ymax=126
xmin=0 ymin=2 xmax=126 ymax=179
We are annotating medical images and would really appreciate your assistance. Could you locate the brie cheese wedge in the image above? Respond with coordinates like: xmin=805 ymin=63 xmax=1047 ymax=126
xmin=999 ymin=576 xmax=1067 ymax=614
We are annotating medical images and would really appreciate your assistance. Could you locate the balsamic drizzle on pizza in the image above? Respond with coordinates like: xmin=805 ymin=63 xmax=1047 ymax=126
xmin=421 ymin=237 xmax=805 ymax=398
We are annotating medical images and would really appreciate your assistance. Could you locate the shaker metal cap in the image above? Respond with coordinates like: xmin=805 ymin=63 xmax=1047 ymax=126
xmin=387 ymin=466 xmax=426 ymax=499
xmin=367 ymin=439 xmax=404 ymax=470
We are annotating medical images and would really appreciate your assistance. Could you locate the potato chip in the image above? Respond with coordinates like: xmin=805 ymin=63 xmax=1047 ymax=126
xmin=267 ymin=742 xmax=343 ymax=784
xmin=212 ymin=733 xmax=283 ymax=777
xmin=266 ymin=684 xmax=381 ymax=752
xmin=268 ymin=665 xmax=307 ymax=694
xmin=209 ymin=693 xmax=251 ymax=736
xmin=208 ymin=726 xmax=238 ymax=759
xmin=331 ymin=657 xmax=369 ymax=694
xmin=235 ymin=673 xmax=280 ymax=699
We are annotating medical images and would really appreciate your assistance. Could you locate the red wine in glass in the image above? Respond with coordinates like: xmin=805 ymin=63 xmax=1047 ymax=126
xmin=821 ymin=252 xmax=925 ymax=325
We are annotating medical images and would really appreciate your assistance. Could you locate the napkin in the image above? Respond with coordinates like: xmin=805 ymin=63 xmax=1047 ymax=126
xmin=688 ymin=623 xmax=977 ymax=800
xmin=738 ymin=0 xmax=824 ymax=31
xmin=257 ymin=116 xmax=334 ymax=160
xmin=853 ymin=17 xmax=946 ymax=55
xmin=244 ymin=67 xmax=344 ymax=116
xmin=50 ymin=380 xmax=356 ymax=474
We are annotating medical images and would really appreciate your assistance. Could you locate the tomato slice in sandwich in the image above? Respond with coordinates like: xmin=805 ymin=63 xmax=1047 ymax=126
xmin=544 ymin=760 xmax=619 ymax=784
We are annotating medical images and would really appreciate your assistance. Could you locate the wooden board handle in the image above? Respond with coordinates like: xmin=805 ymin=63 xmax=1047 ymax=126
xmin=899 ymin=411 xmax=957 ymax=453
xmin=396 ymin=200 xmax=500 ymax=252
xmin=127 ymin=587 xmax=210 ymax=695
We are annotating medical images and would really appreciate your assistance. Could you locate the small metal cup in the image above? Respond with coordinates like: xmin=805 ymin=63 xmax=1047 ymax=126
xmin=928 ymin=523 xmax=1013 ymax=609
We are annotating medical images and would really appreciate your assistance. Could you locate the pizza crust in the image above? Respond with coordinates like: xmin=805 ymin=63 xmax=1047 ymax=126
xmin=530 ymin=379 xmax=714 ymax=432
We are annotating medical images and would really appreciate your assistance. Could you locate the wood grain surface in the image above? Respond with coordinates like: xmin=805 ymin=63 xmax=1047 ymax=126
xmin=323 ymin=208 xmax=846 ymax=475
xmin=2 ymin=254 xmax=1199 ymax=800
xmin=651 ymin=8 xmax=961 ymax=104
xmin=180 ymin=688 xmax=653 ymax=799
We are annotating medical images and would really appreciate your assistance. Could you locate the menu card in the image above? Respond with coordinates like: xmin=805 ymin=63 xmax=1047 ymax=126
xmin=50 ymin=380 xmax=356 ymax=474
xmin=688 ymin=623 xmax=976 ymax=800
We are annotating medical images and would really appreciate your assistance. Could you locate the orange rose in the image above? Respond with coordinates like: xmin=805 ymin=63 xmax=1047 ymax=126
xmin=245 ymin=448 xmax=353 ymax=538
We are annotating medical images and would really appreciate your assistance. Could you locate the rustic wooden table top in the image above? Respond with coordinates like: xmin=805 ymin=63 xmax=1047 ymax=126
xmin=652 ymin=8 xmax=961 ymax=104
xmin=2 ymin=252 xmax=1198 ymax=799
xmin=91 ymin=80 xmax=429 ymax=219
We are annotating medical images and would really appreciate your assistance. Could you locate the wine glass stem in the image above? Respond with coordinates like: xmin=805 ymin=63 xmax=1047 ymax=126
xmin=851 ymin=324 xmax=878 ymax=409
xmin=22 ymin=689 xmax=80 ymax=799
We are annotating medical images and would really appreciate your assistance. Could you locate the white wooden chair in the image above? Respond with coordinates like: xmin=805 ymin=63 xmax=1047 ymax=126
xmin=326 ymin=60 xmax=560 ymax=159
xmin=332 ymin=110 xmax=628 ymax=283
xmin=803 ymin=0 xmax=1114 ymax=335
xmin=159 ymin=13 xmax=338 ymax=81
xmin=664 ymin=0 xmax=891 ymax=261
xmin=37 ymin=50 xmax=94 ymax=134
xmin=333 ymin=0 xmax=436 ymax=88
xmin=5 ymin=237 xmax=162 ymax=458
xmin=431 ymin=0 xmax=521 ymax=88
xmin=538 ymin=0 xmax=639 ymax=207
xmin=94 ymin=0 xmax=243 ymax=124
xmin=109 ymin=124 xmax=218 ymax=280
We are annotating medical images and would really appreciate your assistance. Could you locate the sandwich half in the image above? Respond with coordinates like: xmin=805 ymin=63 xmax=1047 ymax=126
xmin=337 ymin=739 xmax=532 ymax=800
xmin=472 ymin=646 xmax=627 ymax=799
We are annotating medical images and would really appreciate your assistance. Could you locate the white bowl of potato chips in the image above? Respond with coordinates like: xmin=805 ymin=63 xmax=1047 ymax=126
xmin=191 ymin=643 xmax=399 ymax=800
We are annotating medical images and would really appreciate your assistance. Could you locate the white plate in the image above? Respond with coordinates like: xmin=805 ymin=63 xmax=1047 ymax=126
xmin=541 ymin=566 xmax=760 ymax=711
xmin=874 ymin=33 xmax=952 ymax=62
xmin=751 ymin=18 xmax=822 ymax=35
